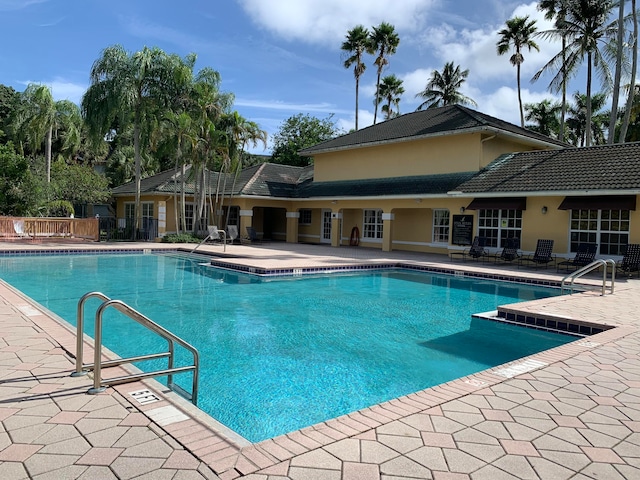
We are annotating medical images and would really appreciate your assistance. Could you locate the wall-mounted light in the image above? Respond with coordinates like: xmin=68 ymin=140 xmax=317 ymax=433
xmin=415 ymin=198 xmax=422 ymax=203
xmin=331 ymin=200 xmax=337 ymax=204
xmin=541 ymin=206 xmax=548 ymax=214
xmin=460 ymin=206 xmax=466 ymax=213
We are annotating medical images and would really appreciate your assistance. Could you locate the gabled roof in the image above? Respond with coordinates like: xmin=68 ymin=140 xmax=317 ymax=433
xmin=299 ymin=105 xmax=569 ymax=156
xmin=455 ymin=142 xmax=640 ymax=194
xmin=111 ymin=163 xmax=312 ymax=198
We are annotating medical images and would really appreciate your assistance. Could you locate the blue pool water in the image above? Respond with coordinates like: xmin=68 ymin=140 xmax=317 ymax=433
xmin=0 ymin=253 xmax=573 ymax=442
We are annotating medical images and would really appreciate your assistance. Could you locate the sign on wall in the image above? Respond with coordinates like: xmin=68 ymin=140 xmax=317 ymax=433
xmin=452 ymin=215 xmax=474 ymax=245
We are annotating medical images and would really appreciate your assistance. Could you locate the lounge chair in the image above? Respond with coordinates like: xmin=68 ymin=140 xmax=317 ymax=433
xmin=12 ymin=220 xmax=29 ymax=238
xmin=616 ymin=243 xmax=640 ymax=277
xmin=488 ymin=237 xmax=521 ymax=263
xmin=227 ymin=225 xmax=239 ymax=244
xmin=449 ymin=236 xmax=488 ymax=262
xmin=518 ymin=239 xmax=555 ymax=268
xmin=557 ymin=243 xmax=598 ymax=272
xmin=245 ymin=226 xmax=263 ymax=244
xmin=207 ymin=225 xmax=229 ymax=244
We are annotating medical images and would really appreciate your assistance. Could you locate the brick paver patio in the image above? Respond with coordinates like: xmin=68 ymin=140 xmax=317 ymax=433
xmin=0 ymin=241 xmax=638 ymax=479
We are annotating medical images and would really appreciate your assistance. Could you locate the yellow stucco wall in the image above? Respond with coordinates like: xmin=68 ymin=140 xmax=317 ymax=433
xmin=313 ymin=134 xmax=482 ymax=182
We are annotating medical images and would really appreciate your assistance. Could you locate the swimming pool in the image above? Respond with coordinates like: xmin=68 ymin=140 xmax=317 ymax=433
xmin=0 ymin=252 xmax=574 ymax=442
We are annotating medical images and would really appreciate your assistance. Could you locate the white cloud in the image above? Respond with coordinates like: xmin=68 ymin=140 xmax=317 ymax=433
xmin=235 ymin=98 xmax=350 ymax=115
xmin=418 ymin=2 xmax=559 ymax=83
xmin=236 ymin=0 xmax=437 ymax=46
xmin=18 ymin=78 xmax=86 ymax=104
xmin=476 ymin=85 xmax=560 ymax=126
xmin=0 ymin=0 xmax=47 ymax=11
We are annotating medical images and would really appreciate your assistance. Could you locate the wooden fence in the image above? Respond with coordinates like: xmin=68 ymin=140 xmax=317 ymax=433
xmin=0 ymin=216 xmax=100 ymax=241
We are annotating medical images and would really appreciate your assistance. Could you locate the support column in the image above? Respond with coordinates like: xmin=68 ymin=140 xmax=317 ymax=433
xmin=331 ymin=211 xmax=342 ymax=247
xmin=382 ymin=212 xmax=394 ymax=252
xmin=239 ymin=209 xmax=253 ymax=240
xmin=286 ymin=211 xmax=299 ymax=243
xmin=157 ymin=201 xmax=166 ymax=239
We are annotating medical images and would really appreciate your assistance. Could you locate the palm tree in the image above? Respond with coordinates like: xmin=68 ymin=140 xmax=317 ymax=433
xmin=376 ymin=74 xmax=405 ymax=120
xmin=369 ymin=22 xmax=400 ymax=124
xmin=533 ymin=0 xmax=615 ymax=146
xmin=415 ymin=61 xmax=477 ymax=110
xmin=17 ymin=84 xmax=81 ymax=183
xmin=607 ymin=0 xmax=626 ymax=143
xmin=566 ymin=91 xmax=608 ymax=145
xmin=535 ymin=0 xmax=570 ymax=142
xmin=524 ymin=99 xmax=561 ymax=137
xmin=82 ymin=45 xmax=188 ymax=236
xmin=341 ymin=25 xmax=370 ymax=130
xmin=497 ymin=16 xmax=539 ymax=127
xmin=620 ymin=0 xmax=638 ymax=142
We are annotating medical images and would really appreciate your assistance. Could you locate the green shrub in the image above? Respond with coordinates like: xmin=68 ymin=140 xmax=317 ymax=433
xmin=161 ymin=233 xmax=202 ymax=243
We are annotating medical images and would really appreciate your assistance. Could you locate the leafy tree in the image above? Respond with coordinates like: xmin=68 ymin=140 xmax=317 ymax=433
xmin=415 ymin=61 xmax=477 ymax=110
xmin=377 ymin=74 xmax=405 ymax=120
xmin=49 ymin=161 xmax=111 ymax=206
xmin=369 ymin=22 xmax=400 ymax=125
xmin=497 ymin=16 xmax=539 ymax=127
xmin=524 ymin=99 xmax=561 ymax=137
xmin=0 ymin=84 xmax=20 ymax=143
xmin=0 ymin=143 xmax=39 ymax=215
xmin=341 ymin=25 xmax=370 ymax=130
xmin=271 ymin=113 xmax=342 ymax=166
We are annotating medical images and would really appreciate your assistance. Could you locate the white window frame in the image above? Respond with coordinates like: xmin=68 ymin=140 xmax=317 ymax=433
xmin=124 ymin=202 xmax=153 ymax=220
xmin=569 ymin=209 xmax=630 ymax=256
xmin=363 ymin=209 xmax=383 ymax=240
xmin=432 ymin=209 xmax=450 ymax=244
xmin=299 ymin=209 xmax=312 ymax=225
xmin=478 ymin=209 xmax=522 ymax=248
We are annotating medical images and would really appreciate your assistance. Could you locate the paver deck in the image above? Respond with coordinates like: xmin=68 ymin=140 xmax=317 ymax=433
xmin=0 ymin=240 xmax=638 ymax=479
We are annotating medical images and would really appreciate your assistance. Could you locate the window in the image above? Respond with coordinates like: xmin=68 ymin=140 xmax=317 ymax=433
xmin=180 ymin=204 xmax=194 ymax=232
xmin=226 ymin=206 xmax=239 ymax=227
xmin=124 ymin=202 xmax=153 ymax=220
xmin=478 ymin=209 xmax=522 ymax=248
xmin=363 ymin=209 xmax=383 ymax=239
xmin=299 ymin=209 xmax=312 ymax=225
xmin=432 ymin=209 xmax=450 ymax=243
xmin=569 ymin=209 xmax=629 ymax=255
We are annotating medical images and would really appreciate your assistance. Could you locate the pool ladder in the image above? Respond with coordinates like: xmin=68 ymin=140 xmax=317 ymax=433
xmin=561 ymin=259 xmax=616 ymax=296
xmin=72 ymin=292 xmax=200 ymax=405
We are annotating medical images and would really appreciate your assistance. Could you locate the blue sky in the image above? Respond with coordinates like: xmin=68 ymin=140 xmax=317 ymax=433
xmin=1 ymin=0 xmax=593 ymax=153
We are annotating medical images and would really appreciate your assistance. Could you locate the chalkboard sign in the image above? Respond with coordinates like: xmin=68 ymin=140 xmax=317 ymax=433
xmin=452 ymin=214 xmax=474 ymax=245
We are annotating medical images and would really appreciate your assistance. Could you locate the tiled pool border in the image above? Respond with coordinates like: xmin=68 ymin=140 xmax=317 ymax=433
xmin=0 ymin=245 xmax=624 ymax=477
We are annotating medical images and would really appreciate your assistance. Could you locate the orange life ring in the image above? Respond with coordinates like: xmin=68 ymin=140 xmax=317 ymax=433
xmin=349 ymin=226 xmax=360 ymax=246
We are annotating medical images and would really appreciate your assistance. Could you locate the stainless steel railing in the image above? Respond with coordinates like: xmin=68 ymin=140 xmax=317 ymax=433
xmin=561 ymin=259 xmax=616 ymax=296
xmin=72 ymin=292 xmax=200 ymax=404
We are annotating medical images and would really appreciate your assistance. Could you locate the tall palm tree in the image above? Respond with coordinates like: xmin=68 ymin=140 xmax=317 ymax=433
xmin=497 ymin=16 xmax=539 ymax=127
xmin=535 ymin=0 xmax=570 ymax=142
xmin=620 ymin=0 xmax=638 ymax=142
xmin=415 ymin=61 xmax=477 ymax=110
xmin=377 ymin=74 xmax=405 ymax=120
xmin=82 ymin=45 xmax=188 ymax=235
xmin=533 ymin=0 xmax=615 ymax=146
xmin=524 ymin=99 xmax=561 ymax=137
xmin=341 ymin=25 xmax=370 ymax=130
xmin=607 ymin=0 xmax=626 ymax=143
xmin=369 ymin=22 xmax=400 ymax=125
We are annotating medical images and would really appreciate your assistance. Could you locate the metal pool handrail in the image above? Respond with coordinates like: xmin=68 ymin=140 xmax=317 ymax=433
xmin=73 ymin=292 xmax=200 ymax=405
xmin=561 ymin=259 xmax=616 ymax=296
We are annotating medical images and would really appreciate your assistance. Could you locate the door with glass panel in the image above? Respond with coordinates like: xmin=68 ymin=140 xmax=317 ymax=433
xmin=321 ymin=209 xmax=332 ymax=243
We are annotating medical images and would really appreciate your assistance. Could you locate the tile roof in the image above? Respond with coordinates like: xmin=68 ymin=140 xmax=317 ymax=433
xmin=455 ymin=142 xmax=640 ymax=194
xmin=299 ymin=105 xmax=568 ymax=155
